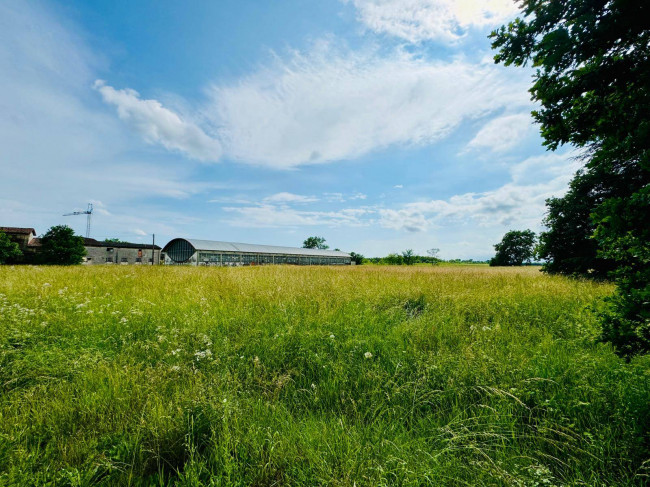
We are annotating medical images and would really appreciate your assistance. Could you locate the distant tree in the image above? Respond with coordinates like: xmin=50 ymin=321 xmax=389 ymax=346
xmin=384 ymin=253 xmax=403 ymax=265
xmin=0 ymin=231 xmax=22 ymax=264
xmin=103 ymin=238 xmax=127 ymax=243
xmin=401 ymin=249 xmax=415 ymax=266
xmin=349 ymin=251 xmax=364 ymax=265
xmin=489 ymin=230 xmax=536 ymax=267
xmin=427 ymin=248 xmax=440 ymax=265
xmin=302 ymin=236 xmax=329 ymax=250
xmin=39 ymin=225 xmax=86 ymax=265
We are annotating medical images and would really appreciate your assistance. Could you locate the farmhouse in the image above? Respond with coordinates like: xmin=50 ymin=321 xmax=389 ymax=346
xmin=0 ymin=227 xmax=41 ymax=262
xmin=83 ymin=239 xmax=161 ymax=265
xmin=162 ymin=238 xmax=351 ymax=266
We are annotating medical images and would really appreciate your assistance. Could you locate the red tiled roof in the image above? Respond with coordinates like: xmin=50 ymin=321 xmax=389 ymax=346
xmin=0 ymin=227 xmax=36 ymax=235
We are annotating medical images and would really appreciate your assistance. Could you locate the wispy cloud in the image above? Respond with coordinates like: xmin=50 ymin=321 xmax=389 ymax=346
xmin=263 ymin=192 xmax=319 ymax=204
xmin=378 ymin=153 xmax=580 ymax=232
xmin=346 ymin=0 xmax=519 ymax=43
xmin=94 ymin=80 xmax=222 ymax=162
xmin=204 ymin=44 xmax=530 ymax=168
xmin=467 ymin=113 xmax=535 ymax=153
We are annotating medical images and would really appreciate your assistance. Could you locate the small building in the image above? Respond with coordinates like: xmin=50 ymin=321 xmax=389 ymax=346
xmin=162 ymin=238 xmax=351 ymax=266
xmin=83 ymin=239 xmax=161 ymax=265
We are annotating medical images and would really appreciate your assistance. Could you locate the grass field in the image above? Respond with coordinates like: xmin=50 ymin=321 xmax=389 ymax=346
xmin=0 ymin=265 xmax=648 ymax=486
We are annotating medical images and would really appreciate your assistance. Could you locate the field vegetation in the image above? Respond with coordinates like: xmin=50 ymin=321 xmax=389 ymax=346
xmin=0 ymin=265 xmax=648 ymax=485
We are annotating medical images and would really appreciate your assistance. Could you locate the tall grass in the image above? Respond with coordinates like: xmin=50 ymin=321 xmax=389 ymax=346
xmin=0 ymin=265 xmax=648 ymax=485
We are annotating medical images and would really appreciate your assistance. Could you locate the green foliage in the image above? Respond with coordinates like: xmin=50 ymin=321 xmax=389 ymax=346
xmin=537 ymin=167 xmax=618 ymax=278
xmin=490 ymin=230 xmax=536 ymax=267
xmin=491 ymin=0 xmax=650 ymax=357
xmin=490 ymin=0 xmax=650 ymax=152
xmin=349 ymin=251 xmax=364 ymax=265
xmin=103 ymin=238 xmax=126 ymax=243
xmin=302 ymin=236 xmax=329 ymax=249
xmin=595 ymin=186 xmax=650 ymax=357
xmin=401 ymin=249 xmax=415 ymax=265
xmin=0 ymin=231 xmax=22 ymax=264
xmin=383 ymin=252 xmax=403 ymax=265
xmin=39 ymin=225 xmax=86 ymax=265
xmin=0 ymin=266 xmax=647 ymax=485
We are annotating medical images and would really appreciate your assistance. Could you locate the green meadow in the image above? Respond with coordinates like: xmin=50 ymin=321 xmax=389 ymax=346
xmin=0 ymin=265 xmax=648 ymax=486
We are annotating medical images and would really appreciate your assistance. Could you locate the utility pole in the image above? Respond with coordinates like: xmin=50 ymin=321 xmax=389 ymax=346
xmin=152 ymin=234 xmax=155 ymax=265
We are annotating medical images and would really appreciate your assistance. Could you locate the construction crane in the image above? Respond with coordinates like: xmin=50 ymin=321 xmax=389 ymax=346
xmin=63 ymin=203 xmax=93 ymax=238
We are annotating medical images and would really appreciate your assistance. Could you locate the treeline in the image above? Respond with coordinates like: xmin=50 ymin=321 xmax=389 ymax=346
xmin=364 ymin=254 xmax=487 ymax=265
xmin=366 ymin=253 xmax=442 ymax=265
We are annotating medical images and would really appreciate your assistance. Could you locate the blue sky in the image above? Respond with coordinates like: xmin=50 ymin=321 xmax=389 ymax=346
xmin=0 ymin=0 xmax=578 ymax=259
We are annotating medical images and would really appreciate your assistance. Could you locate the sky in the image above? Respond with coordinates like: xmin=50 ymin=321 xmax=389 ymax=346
xmin=0 ymin=0 xmax=579 ymax=259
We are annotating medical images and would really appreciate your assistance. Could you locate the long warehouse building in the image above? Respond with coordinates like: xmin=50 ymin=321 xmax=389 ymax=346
xmin=162 ymin=238 xmax=352 ymax=266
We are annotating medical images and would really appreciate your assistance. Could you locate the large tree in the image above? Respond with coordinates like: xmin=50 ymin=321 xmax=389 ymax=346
xmin=491 ymin=0 xmax=650 ymax=356
xmin=489 ymin=230 xmax=536 ymax=266
xmin=0 ymin=231 xmax=22 ymax=264
xmin=39 ymin=225 xmax=86 ymax=265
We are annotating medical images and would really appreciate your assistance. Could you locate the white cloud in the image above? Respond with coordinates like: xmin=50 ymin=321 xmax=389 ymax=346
xmin=206 ymin=45 xmax=529 ymax=168
xmin=394 ymin=184 xmax=403 ymax=189
xmin=347 ymin=0 xmax=519 ymax=43
xmin=324 ymin=192 xmax=346 ymax=202
xmin=467 ymin=113 xmax=535 ymax=153
xmin=94 ymin=80 xmax=222 ymax=162
xmin=264 ymin=192 xmax=319 ymax=204
xmin=378 ymin=153 xmax=580 ymax=232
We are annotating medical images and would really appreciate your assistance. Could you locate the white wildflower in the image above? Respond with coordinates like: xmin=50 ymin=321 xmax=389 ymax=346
xmin=364 ymin=352 xmax=373 ymax=359
xmin=194 ymin=349 xmax=212 ymax=360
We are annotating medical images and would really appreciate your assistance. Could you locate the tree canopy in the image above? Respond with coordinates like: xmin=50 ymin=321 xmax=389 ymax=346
xmin=489 ymin=230 xmax=536 ymax=267
xmin=39 ymin=225 xmax=86 ymax=265
xmin=0 ymin=231 xmax=22 ymax=264
xmin=302 ymin=236 xmax=329 ymax=250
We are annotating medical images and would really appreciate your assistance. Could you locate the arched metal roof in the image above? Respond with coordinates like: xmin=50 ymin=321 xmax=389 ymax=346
xmin=163 ymin=238 xmax=350 ymax=263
